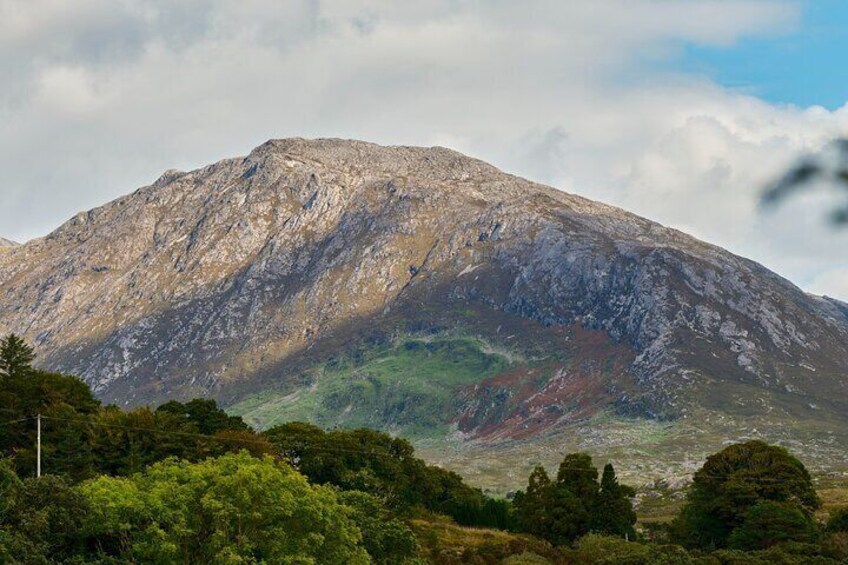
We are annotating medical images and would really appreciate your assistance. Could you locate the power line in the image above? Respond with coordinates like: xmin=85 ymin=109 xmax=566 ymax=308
xmin=0 ymin=416 xmax=33 ymax=426
xmin=40 ymin=414 xmax=403 ymax=455
xmin=40 ymin=415 xmax=275 ymax=448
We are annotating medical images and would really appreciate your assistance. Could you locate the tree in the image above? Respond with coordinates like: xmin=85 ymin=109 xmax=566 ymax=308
xmin=591 ymin=463 xmax=636 ymax=539
xmin=156 ymin=398 xmax=248 ymax=435
xmin=338 ymin=490 xmax=421 ymax=564
xmin=557 ymin=453 xmax=599 ymax=503
xmin=671 ymin=441 xmax=820 ymax=549
xmin=513 ymin=455 xmax=636 ymax=546
xmin=728 ymin=501 xmax=818 ymax=550
xmin=262 ymin=422 xmax=499 ymax=527
xmin=78 ymin=451 xmax=371 ymax=564
xmin=514 ymin=465 xmax=552 ymax=534
xmin=0 ymin=334 xmax=34 ymax=379
xmin=0 ymin=467 xmax=90 ymax=563
xmin=0 ymin=341 xmax=100 ymax=478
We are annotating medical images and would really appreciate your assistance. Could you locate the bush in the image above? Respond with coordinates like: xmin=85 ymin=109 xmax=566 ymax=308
xmin=825 ymin=507 xmax=848 ymax=533
xmin=501 ymin=552 xmax=553 ymax=564
xmin=821 ymin=531 xmax=848 ymax=560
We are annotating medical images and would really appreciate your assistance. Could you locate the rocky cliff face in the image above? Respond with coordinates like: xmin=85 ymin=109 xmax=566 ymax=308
xmin=1 ymin=139 xmax=847 ymax=444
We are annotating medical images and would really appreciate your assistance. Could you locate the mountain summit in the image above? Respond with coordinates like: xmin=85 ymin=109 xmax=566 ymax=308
xmin=1 ymin=138 xmax=846 ymax=484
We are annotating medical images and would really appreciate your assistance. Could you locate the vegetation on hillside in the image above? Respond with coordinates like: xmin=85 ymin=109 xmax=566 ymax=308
xmin=230 ymin=336 xmax=511 ymax=437
xmin=2 ymin=334 xmax=848 ymax=564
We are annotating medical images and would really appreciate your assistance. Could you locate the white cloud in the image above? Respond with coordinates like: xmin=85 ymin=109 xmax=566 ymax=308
xmin=1 ymin=0 xmax=847 ymax=299
xmin=808 ymin=268 xmax=848 ymax=300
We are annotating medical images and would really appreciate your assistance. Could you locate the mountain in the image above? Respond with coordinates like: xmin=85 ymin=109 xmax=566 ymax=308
xmin=1 ymin=138 xmax=847 ymax=487
xmin=0 ymin=237 xmax=18 ymax=249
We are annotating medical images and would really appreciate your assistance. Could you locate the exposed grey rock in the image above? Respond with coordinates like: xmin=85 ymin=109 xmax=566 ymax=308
xmin=0 ymin=138 xmax=846 ymax=428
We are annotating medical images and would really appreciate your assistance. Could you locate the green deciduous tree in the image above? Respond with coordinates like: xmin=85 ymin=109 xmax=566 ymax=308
xmin=263 ymin=422 xmax=504 ymax=528
xmin=728 ymin=501 xmax=818 ymax=550
xmin=338 ymin=490 xmax=422 ymax=564
xmin=0 ymin=466 xmax=90 ymax=563
xmin=0 ymin=334 xmax=101 ymax=479
xmin=671 ymin=440 xmax=820 ymax=550
xmin=156 ymin=398 xmax=249 ymax=435
xmin=79 ymin=451 xmax=371 ymax=564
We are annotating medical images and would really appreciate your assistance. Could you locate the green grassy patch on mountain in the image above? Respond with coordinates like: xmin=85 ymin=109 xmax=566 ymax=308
xmin=229 ymin=336 xmax=511 ymax=438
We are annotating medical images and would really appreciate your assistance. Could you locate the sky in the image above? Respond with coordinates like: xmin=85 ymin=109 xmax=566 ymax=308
xmin=1 ymin=0 xmax=847 ymax=300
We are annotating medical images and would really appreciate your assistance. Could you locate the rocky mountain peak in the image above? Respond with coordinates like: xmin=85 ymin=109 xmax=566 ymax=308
xmin=0 ymin=140 xmax=846 ymax=469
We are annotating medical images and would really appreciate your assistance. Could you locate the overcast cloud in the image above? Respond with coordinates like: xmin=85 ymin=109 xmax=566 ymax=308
xmin=1 ymin=0 xmax=847 ymax=299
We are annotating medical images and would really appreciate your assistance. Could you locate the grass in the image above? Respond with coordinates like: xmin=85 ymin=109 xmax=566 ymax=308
xmin=227 ymin=335 xmax=848 ymax=505
xmin=416 ymin=407 xmax=848 ymax=496
xmin=229 ymin=336 xmax=510 ymax=438
xmin=410 ymin=514 xmax=560 ymax=564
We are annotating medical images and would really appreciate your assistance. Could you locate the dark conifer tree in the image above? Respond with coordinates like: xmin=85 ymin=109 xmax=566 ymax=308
xmin=591 ymin=463 xmax=636 ymax=538
xmin=0 ymin=334 xmax=34 ymax=379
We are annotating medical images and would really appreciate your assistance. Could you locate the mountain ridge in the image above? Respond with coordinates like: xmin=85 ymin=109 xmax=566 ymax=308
xmin=1 ymin=138 xmax=847 ymax=482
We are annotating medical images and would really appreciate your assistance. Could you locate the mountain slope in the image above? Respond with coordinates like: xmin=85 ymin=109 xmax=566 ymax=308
xmin=1 ymin=138 xmax=847 ymax=481
xmin=0 ymin=237 xmax=18 ymax=249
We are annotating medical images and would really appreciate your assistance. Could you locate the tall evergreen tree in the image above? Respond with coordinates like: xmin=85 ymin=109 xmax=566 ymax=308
xmin=514 ymin=455 xmax=636 ymax=546
xmin=515 ymin=466 xmax=553 ymax=534
xmin=0 ymin=334 xmax=34 ymax=379
xmin=591 ymin=463 xmax=636 ymax=538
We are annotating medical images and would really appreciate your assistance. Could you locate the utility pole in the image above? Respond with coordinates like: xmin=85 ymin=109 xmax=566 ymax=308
xmin=36 ymin=413 xmax=41 ymax=478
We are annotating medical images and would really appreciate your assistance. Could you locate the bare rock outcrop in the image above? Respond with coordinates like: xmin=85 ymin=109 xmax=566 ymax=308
xmin=1 ymin=138 xmax=846 ymax=433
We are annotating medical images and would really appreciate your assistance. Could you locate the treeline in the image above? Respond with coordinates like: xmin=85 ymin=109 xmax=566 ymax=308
xmin=0 ymin=334 xmax=503 ymax=563
xmin=3 ymin=333 xmax=848 ymax=564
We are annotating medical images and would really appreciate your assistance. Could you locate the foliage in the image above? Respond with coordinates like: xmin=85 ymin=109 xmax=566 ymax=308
xmin=573 ymin=534 xmax=706 ymax=565
xmin=727 ymin=502 xmax=817 ymax=550
xmin=821 ymin=531 xmax=848 ymax=560
xmin=230 ymin=337 xmax=509 ymax=437
xmin=825 ymin=507 xmax=848 ymax=533
xmin=763 ymin=138 xmax=848 ymax=225
xmin=671 ymin=440 xmax=820 ymax=549
xmin=501 ymin=553 xmax=553 ymax=565
xmin=156 ymin=398 xmax=249 ymax=435
xmin=262 ymin=421 xmax=508 ymax=528
xmin=0 ymin=466 xmax=90 ymax=564
xmin=0 ymin=338 xmax=263 ymax=481
xmin=78 ymin=451 xmax=370 ymax=564
xmin=513 ymin=455 xmax=636 ymax=545
xmin=593 ymin=463 xmax=637 ymax=539
xmin=410 ymin=516 xmax=564 ymax=565
xmin=1 ymin=335 xmax=844 ymax=564
xmin=338 ymin=490 xmax=422 ymax=564
xmin=0 ymin=353 xmax=100 ymax=479
xmin=0 ymin=334 xmax=35 ymax=379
